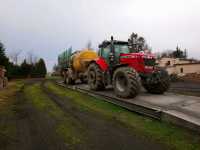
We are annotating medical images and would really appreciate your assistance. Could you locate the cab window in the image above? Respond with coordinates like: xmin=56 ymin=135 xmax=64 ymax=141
xmin=114 ymin=45 xmax=130 ymax=63
xmin=101 ymin=45 xmax=111 ymax=63
xmin=114 ymin=45 xmax=130 ymax=54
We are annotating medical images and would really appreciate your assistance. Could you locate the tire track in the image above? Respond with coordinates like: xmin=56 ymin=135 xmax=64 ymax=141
xmin=41 ymin=80 xmax=168 ymax=150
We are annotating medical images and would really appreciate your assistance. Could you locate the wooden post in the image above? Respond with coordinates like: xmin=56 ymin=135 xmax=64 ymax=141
xmin=0 ymin=66 xmax=7 ymax=89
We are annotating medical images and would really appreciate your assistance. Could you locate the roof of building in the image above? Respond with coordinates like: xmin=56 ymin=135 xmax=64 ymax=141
xmin=174 ymin=62 xmax=200 ymax=66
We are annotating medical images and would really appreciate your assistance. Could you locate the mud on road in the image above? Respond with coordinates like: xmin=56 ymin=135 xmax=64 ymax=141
xmin=0 ymin=79 xmax=171 ymax=150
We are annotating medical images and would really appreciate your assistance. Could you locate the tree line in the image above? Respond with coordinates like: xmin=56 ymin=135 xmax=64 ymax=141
xmin=156 ymin=46 xmax=187 ymax=59
xmin=0 ymin=41 xmax=47 ymax=79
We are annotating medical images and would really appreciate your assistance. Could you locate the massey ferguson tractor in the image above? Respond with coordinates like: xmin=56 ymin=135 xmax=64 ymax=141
xmin=87 ymin=34 xmax=170 ymax=98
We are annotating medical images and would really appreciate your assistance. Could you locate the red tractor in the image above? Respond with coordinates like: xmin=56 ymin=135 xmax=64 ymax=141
xmin=87 ymin=35 xmax=170 ymax=98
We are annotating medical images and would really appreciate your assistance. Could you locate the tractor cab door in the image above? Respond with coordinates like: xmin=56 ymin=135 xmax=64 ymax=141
xmin=114 ymin=44 xmax=130 ymax=64
xmin=100 ymin=45 xmax=112 ymax=65
xmin=113 ymin=45 xmax=121 ymax=64
xmin=100 ymin=44 xmax=130 ymax=65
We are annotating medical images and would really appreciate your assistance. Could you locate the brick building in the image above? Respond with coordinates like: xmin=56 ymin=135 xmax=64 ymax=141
xmin=157 ymin=57 xmax=200 ymax=76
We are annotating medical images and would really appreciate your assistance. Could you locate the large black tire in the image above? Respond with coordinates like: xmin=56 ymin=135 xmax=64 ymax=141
xmin=88 ymin=63 xmax=105 ymax=90
xmin=66 ymin=77 xmax=75 ymax=85
xmin=80 ymin=76 xmax=88 ymax=84
xmin=113 ymin=67 xmax=141 ymax=98
xmin=142 ymin=69 xmax=170 ymax=94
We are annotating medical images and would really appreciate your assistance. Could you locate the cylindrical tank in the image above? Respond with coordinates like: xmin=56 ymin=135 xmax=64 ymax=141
xmin=72 ymin=49 xmax=98 ymax=72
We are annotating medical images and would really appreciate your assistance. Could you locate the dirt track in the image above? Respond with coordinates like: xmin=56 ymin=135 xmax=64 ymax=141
xmin=1 ymin=79 xmax=168 ymax=150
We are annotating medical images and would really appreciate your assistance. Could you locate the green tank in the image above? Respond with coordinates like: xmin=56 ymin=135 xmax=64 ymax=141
xmin=58 ymin=47 xmax=72 ymax=70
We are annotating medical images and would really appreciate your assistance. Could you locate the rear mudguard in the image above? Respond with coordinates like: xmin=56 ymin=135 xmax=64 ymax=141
xmin=92 ymin=57 xmax=108 ymax=71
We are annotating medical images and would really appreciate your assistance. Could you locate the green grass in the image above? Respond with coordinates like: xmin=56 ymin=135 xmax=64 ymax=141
xmin=45 ymin=75 xmax=62 ymax=80
xmin=24 ymin=84 xmax=84 ymax=148
xmin=45 ymin=81 xmax=200 ymax=150
xmin=0 ymin=80 xmax=24 ymax=109
xmin=0 ymin=80 xmax=24 ymax=148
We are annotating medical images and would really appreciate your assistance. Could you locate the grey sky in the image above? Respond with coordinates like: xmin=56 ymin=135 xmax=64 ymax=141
xmin=0 ymin=0 xmax=200 ymax=71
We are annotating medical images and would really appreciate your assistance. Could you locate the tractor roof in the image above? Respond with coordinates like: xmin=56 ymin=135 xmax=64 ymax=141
xmin=99 ymin=40 xmax=128 ymax=48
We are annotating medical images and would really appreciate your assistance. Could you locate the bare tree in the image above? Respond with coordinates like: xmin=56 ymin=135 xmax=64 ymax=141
xmin=32 ymin=55 xmax=38 ymax=64
xmin=27 ymin=51 xmax=37 ymax=64
xmin=9 ymin=50 xmax=22 ymax=65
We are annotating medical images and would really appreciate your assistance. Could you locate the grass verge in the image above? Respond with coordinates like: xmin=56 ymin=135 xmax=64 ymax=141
xmin=24 ymin=83 xmax=84 ymax=148
xmin=0 ymin=80 xmax=24 ymax=110
xmin=0 ymin=80 xmax=24 ymax=148
xmin=45 ymin=81 xmax=200 ymax=150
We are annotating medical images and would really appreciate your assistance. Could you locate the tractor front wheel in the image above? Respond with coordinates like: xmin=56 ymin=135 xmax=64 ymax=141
xmin=113 ymin=67 xmax=140 ymax=98
xmin=88 ymin=63 xmax=105 ymax=90
xmin=142 ymin=69 xmax=170 ymax=94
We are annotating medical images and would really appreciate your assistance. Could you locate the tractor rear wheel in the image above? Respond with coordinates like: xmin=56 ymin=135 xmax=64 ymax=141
xmin=113 ymin=67 xmax=140 ymax=98
xmin=88 ymin=63 xmax=105 ymax=90
xmin=142 ymin=69 xmax=170 ymax=94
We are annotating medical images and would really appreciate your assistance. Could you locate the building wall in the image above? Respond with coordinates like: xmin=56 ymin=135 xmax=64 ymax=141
xmin=165 ymin=64 xmax=200 ymax=75
xmin=166 ymin=66 xmax=177 ymax=74
xmin=158 ymin=57 xmax=200 ymax=75
xmin=175 ymin=64 xmax=200 ymax=75
xmin=157 ymin=57 xmax=191 ymax=67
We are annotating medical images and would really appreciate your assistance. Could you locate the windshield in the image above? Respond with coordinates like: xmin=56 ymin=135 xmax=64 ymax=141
xmin=114 ymin=45 xmax=130 ymax=54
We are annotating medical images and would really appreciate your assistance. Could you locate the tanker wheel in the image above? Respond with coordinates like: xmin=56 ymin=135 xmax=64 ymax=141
xmin=66 ymin=77 xmax=75 ymax=85
xmin=113 ymin=67 xmax=140 ymax=98
xmin=88 ymin=63 xmax=105 ymax=90
xmin=142 ymin=69 xmax=170 ymax=94
xmin=66 ymin=69 xmax=75 ymax=85
xmin=80 ymin=77 xmax=87 ymax=84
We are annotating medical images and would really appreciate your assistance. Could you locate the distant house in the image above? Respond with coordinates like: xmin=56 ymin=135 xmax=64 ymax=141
xmin=157 ymin=57 xmax=200 ymax=76
xmin=0 ymin=66 xmax=7 ymax=89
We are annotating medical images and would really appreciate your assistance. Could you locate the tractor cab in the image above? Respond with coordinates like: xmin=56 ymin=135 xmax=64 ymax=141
xmin=98 ymin=40 xmax=130 ymax=65
xmin=98 ymin=37 xmax=156 ymax=74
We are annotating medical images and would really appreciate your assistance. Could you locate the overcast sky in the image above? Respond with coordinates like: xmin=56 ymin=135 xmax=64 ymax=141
xmin=0 ymin=0 xmax=200 ymax=71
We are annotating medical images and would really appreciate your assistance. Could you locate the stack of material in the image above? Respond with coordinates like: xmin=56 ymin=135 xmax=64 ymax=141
xmin=181 ymin=73 xmax=200 ymax=82
xmin=0 ymin=66 xmax=7 ymax=89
